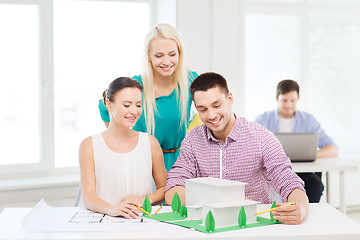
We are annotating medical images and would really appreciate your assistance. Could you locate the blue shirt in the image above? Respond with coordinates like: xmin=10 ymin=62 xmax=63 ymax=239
xmin=254 ymin=109 xmax=336 ymax=149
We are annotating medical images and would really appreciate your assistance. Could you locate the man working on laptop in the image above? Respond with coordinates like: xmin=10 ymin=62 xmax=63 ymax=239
xmin=165 ymin=72 xmax=308 ymax=225
xmin=255 ymin=79 xmax=338 ymax=203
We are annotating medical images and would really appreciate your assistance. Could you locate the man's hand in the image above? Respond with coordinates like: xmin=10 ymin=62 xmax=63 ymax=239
xmin=271 ymin=202 xmax=306 ymax=224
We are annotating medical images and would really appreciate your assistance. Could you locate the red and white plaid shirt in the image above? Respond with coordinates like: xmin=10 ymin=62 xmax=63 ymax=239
xmin=165 ymin=116 xmax=305 ymax=204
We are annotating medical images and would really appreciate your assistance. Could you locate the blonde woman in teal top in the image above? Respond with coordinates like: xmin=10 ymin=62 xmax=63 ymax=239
xmin=99 ymin=24 xmax=199 ymax=171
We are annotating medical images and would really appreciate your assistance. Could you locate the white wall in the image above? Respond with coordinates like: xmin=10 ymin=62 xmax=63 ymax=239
xmin=155 ymin=0 xmax=176 ymax=26
xmin=176 ymin=0 xmax=245 ymax=115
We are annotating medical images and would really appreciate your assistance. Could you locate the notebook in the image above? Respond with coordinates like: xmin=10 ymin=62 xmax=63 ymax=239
xmin=274 ymin=132 xmax=319 ymax=162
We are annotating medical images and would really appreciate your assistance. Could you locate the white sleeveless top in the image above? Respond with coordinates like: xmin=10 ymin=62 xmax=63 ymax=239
xmin=92 ymin=132 xmax=152 ymax=205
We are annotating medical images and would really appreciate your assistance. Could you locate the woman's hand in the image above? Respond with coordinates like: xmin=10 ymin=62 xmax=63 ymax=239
xmin=106 ymin=201 xmax=141 ymax=219
xmin=121 ymin=194 xmax=147 ymax=207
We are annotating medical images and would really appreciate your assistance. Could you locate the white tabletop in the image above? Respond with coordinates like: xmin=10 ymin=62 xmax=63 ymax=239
xmin=292 ymin=157 xmax=359 ymax=173
xmin=291 ymin=157 xmax=360 ymax=214
xmin=1 ymin=203 xmax=359 ymax=240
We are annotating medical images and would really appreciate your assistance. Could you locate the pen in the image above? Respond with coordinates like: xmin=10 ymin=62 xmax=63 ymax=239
xmin=155 ymin=205 xmax=162 ymax=214
xmin=134 ymin=205 xmax=153 ymax=217
xmin=256 ymin=202 xmax=296 ymax=215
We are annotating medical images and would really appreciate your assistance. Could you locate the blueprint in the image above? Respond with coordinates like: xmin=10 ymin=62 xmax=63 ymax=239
xmin=21 ymin=199 xmax=188 ymax=232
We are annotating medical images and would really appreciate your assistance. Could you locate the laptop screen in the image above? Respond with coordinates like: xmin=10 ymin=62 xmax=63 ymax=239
xmin=274 ymin=132 xmax=319 ymax=162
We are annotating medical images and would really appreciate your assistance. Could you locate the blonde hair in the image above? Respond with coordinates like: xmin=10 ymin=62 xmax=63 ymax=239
xmin=141 ymin=23 xmax=189 ymax=134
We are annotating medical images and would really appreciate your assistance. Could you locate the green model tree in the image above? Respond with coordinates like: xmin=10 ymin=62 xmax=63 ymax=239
xmin=142 ymin=196 xmax=152 ymax=216
xmin=238 ymin=206 xmax=247 ymax=228
xmin=270 ymin=201 xmax=279 ymax=223
xmin=205 ymin=210 xmax=215 ymax=232
xmin=171 ymin=192 xmax=181 ymax=212
xmin=180 ymin=205 xmax=187 ymax=217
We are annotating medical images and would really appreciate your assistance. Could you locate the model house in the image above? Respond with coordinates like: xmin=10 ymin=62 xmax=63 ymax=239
xmin=186 ymin=177 xmax=258 ymax=228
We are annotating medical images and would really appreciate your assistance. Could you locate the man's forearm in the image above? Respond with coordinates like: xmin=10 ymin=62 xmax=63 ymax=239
xmin=165 ymin=186 xmax=186 ymax=206
xmin=317 ymin=145 xmax=338 ymax=158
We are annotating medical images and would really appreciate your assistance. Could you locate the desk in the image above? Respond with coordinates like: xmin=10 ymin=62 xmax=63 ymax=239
xmin=0 ymin=204 xmax=359 ymax=240
xmin=292 ymin=157 xmax=359 ymax=214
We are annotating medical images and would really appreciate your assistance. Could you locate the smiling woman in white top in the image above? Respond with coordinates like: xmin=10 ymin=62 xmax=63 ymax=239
xmin=79 ymin=77 xmax=167 ymax=219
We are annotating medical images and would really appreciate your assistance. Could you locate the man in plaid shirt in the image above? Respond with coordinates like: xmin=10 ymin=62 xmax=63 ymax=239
xmin=165 ymin=72 xmax=308 ymax=224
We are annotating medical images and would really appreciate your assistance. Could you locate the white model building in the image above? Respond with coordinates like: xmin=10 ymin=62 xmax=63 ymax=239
xmin=186 ymin=177 xmax=258 ymax=228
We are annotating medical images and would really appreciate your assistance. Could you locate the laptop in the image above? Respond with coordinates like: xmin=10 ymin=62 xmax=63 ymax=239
xmin=274 ymin=132 xmax=319 ymax=162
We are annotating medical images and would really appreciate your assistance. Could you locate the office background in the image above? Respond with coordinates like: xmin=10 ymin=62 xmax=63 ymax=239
xmin=1 ymin=0 xmax=359 ymax=214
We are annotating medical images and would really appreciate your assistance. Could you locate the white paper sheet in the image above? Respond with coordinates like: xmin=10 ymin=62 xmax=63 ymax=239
xmin=21 ymin=199 xmax=189 ymax=232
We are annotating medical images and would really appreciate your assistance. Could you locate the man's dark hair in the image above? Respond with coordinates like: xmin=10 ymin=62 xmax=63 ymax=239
xmin=276 ymin=79 xmax=300 ymax=98
xmin=190 ymin=72 xmax=229 ymax=100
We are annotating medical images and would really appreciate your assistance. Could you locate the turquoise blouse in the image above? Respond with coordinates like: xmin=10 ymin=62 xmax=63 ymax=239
xmin=98 ymin=72 xmax=198 ymax=171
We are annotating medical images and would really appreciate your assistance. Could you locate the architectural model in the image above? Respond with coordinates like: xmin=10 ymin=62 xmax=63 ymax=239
xmin=186 ymin=177 xmax=258 ymax=228
xmin=144 ymin=177 xmax=279 ymax=233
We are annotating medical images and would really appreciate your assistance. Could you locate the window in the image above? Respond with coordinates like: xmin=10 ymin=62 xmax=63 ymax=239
xmin=0 ymin=3 xmax=40 ymax=169
xmin=0 ymin=0 xmax=152 ymax=176
xmin=54 ymin=0 xmax=150 ymax=167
